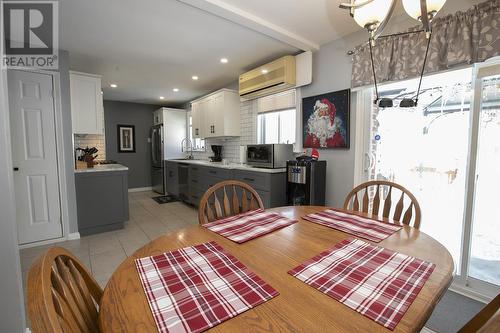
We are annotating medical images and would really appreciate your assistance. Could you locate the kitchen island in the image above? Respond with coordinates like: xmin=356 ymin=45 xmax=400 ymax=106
xmin=75 ymin=164 xmax=129 ymax=236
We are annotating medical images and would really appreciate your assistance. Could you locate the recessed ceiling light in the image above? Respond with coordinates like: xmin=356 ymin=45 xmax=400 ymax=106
xmin=159 ymin=96 xmax=165 ymax=100
xmin=220 ymin=58 xmax=228 ymax=64
xmin=173 ymin=88 xmax=179 ymax=92
xmin=261 ymin=69 xmax=268 ymax=74
xmin=110 ymin=83 xmax=117 ymax=88
xmin=192 ymin=75 xmax=199 ymax=80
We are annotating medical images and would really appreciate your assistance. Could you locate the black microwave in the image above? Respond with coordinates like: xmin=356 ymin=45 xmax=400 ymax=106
xmin=246 ymin=144 xmax=294 ymax=168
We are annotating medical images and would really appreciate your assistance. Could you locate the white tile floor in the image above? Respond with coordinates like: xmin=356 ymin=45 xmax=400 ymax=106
xmin=20 ymin=191 xmax=198 ymax=291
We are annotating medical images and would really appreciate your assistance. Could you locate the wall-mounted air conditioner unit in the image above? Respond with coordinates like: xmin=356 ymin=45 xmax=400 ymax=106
xmin=239 ymin=52 xmax=312 ymax=100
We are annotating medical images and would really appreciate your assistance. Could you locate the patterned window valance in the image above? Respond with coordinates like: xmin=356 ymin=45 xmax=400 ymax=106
xmin=351 ymin=0 xmax=500 ymax=88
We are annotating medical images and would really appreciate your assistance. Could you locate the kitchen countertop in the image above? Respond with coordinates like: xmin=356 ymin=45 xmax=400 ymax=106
xmin=168 ymin=159 xmax=287 ymax=174
xmin=74 ymin=164 xmax=129 ymax=173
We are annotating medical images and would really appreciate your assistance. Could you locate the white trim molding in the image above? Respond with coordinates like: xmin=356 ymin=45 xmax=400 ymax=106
xmin=178 ymin=0 xmax=319 ymax=51
xmin=128 ymin=186 xmax=153 ymax=193
xmin=67 ymin=232 xmax=80 ymax=240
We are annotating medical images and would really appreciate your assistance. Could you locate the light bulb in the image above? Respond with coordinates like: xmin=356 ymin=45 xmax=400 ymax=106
xmin=402 ymin=0 xmax=447 ymax=21
xmin=353 ymin=0 xmax=393 ymax=30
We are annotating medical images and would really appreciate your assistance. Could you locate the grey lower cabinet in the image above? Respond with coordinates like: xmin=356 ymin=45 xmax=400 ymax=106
xmin=170 ymin=162 xmax=286 ymax=209
xmin=75 ymin=170 xmax=129 ymax=236
xmin=165 ymin=161 xmax=179 ymax=196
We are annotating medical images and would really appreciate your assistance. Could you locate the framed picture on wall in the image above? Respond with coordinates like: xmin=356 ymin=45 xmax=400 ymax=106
xmin=302 ymin=89 xmax=350 ymax=149
xmin=117 ymin=124 xmax=136 ymax=153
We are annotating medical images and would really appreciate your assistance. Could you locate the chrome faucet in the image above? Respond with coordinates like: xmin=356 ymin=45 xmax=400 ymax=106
xmin=181 ymin=138 xmax=194 ymax=159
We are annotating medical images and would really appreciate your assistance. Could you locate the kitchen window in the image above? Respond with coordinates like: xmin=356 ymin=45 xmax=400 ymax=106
xmin=188 ymin=114 xmax=205 ymax=151
xmin=257 ymin=109 xmax=296 ymax=144
xmin=257 ymin=89 xmax=297 ymax=145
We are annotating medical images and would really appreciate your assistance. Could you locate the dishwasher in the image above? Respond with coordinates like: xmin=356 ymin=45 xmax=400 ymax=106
xmin=178 ymin=163 xmax=190 ymax=203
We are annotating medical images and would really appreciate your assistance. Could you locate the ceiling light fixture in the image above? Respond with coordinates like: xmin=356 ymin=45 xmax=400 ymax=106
xmin=192 ymin=76 xmax=199 ymax=80
xmin=340 ymin=0 xmax=447 ymax=44
xmin=173 ymin=88 xmax=179 ymax=92
xmin=261 ymin=69 xmax=269 ymax=74
xmin=110 ymin=83 xmax=117 ymax=88
xmin=159 ymin=96 xmax=165 ymax=100
xmin=220 ymin=58 xmax=228 ymax=64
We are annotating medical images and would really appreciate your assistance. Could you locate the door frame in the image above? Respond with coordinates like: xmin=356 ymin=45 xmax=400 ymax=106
xmin=11 ymin=68 xmax=72 ymax=249
xmin=452 ymin=57 xmax=500 ymax=302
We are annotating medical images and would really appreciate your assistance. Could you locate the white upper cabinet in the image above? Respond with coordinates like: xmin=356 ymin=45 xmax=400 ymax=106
xmin=191 ymin=89 xmax=240 ymax=139
xmin=70 ymin=71 xmax=103 ymax=134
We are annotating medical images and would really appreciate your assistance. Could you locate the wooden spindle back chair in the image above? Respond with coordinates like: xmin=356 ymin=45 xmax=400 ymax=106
xmin=343 ymin=180 xmax=422 ymax=229
xmin=459 ymin=293 xmax=500 ymax=332
xmin=27 ymin=247 xmax=103 ymax=333
xmin=198 ymin=180 xmax=264 ymax=225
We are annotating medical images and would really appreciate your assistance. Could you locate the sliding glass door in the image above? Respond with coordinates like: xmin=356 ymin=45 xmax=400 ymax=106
xmin=356 ymin=58 xmax=500 ymax=300
xmin=462 ymin=61 xmax=500 ymax=295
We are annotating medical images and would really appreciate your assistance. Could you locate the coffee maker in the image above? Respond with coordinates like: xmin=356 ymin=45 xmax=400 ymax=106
xmin=210 ymin=145 xmax=223 ymax=162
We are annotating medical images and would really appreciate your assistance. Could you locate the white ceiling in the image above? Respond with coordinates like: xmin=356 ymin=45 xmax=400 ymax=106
xmin=219 ymin=0 xmax=362 ymax=47
xmin=60 ymin=0 xmax=299 ymax=106
xmin=60 ymin=0 xmax=479 ymax=106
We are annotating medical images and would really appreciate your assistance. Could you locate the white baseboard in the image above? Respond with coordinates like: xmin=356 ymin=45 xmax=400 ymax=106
xmin=18 ymin=232 xmax=80 ymax=249
xmin=128 ymin=186 xmax=152 ymax=193
xmin=67 ymin=232 xmax=80 ymax=240
xmin=450 ymin=282 xmax=490 ymax=304
xmin=420 ymin=327 xmax=437 ymax=333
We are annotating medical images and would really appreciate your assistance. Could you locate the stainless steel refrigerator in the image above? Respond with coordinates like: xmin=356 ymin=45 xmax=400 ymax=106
xmin=151 ymin=108 xmax=186 ymax=194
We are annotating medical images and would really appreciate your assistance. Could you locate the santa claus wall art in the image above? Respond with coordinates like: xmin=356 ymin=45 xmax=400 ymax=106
xmin=302 ymin=89 xmax=350 ymax=149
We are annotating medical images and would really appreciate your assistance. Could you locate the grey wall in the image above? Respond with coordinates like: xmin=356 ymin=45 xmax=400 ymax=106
xmin=0 ymin=69 xmax=26 ymax=332
xmin=104 ymin=100 xmax=159 ymax=189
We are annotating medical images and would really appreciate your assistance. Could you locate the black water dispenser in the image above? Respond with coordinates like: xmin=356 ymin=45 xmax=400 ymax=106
xmin=286 ymin=159 xmax=326 ymax=206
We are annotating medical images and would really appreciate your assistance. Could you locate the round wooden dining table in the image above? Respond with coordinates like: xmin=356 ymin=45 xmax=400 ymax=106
xmin=98 ymin=206 xmax=454 ymax=333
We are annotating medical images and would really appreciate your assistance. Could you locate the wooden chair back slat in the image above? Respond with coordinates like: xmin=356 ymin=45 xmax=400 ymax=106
xmin=241 ymin=189 xmax=249 ymax=213
xmin=27 ymin=247 xmax=103 ymax=333
xmin=206 ymin=203 xmax=215 ymax=222
xmin=393 ymin=192 xmax=405 ymax=222
xmin=232 ymin=185 xmax=240 ymax=215
xmin=55 ymin=257 xmax=97 ymax=332
xmin=68 ymin=260 xmax=98 ymax=324
xmin=52 ymin=288 xmax=81 ymax=333
xmin=459 ymin=293 xmax=500 ymax=332
xmin=343 ymin=180 xmax=421 ymax=229
xmin=213 ymin=193 xmax=224 ymax=219
xmin=223 ymin=188 xmax=231 ymax=216
xmin=198 ymin=180 xmax=264 ymax=225
xmin=382 ymin=186 xmax=392 ymax=218
xmin=353 ymin=194 xmax=360 ymax=211
xmin=362 ymin=190 xmax=369 ymax=213
xmin=372 ymin=185 xmax=381 ymax=216
xmin=51 ymin=267 xmax=91 ymax=333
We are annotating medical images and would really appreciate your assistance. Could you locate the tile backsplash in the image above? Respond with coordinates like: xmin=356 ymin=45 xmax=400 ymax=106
xmin=191 ymin=99 xmax=257 ymax=163
xmin=74 ymin=134 xmax=106 ymax=161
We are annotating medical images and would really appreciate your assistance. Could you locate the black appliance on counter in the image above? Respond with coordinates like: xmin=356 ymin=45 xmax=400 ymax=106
xmin=210 ymin=145 xmax=223 ymax=162
xmin=286 ymin=159 xmax=327 ymax=206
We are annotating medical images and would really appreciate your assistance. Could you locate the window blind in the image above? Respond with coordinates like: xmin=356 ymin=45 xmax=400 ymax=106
xmin=257 ymin=89 xmax=296 ymax=113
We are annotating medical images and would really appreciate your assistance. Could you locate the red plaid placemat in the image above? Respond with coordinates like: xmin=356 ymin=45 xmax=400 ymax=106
xmin=303 ymin=209 xmax=402 ymax=242
xmin=204 ymin=209 xmax=297 ymax=243
xmin=135 ymin=241 xmax=278 ymax=333
xmin=288 ymin=239 xmax=435 ymax=330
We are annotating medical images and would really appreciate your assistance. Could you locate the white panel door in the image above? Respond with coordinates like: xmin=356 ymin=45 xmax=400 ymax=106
xmin=8 ymin=70 xmax=62 ymax=244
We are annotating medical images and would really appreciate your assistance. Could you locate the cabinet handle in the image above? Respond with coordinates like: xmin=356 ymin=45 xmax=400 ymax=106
xmin=191 ymin=179 xmax=198 ymax=183
xmin=243 ymin=177 xmax=255 ymax=182
xmin=209 ymin=170 xmax=217 ymax=174
xmin=192 ymin=195 xmax=199 ymax=199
